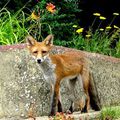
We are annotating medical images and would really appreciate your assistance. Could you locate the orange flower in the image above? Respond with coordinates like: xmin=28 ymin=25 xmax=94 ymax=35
xmin=46 ymin=3 xmax=56 ymax=13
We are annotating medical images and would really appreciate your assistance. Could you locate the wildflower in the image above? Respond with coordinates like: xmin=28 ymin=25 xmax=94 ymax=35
xmin=46 ymin=3 xmax=56 ymax=13
xmin=91 ymin=13 xmax=100 ymax=27
xmin=31 ymin=11 xmax=40 ymax=20
xmin=99 ymin=16 xmax=106 ymax=20
xmin=106 ymin=26 xmax=112 ymax=30
xmin=109 ymin=13 xmax=119 ymax=26
xmin=72 ymin=25 xmax=77 ymax=28
xmin=99 ymin=28 xmax=104 ymax=31
xmin=76 ymin=28 xmax=84 ymax=33
xmin=93 ymin=13 xmax=101 ymax=16
xmin=86 ymin=34 xmax=91 ymax=38
xmin=113 ymin=13 xmax=119 ymax=16
xmin=113 ymin=25 xmax=119 ymax=29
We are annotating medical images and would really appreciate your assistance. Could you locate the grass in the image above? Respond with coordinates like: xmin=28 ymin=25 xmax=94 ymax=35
xmin=62 ymin=12 xmax=120 ymax=58
xmin=48 ymin=106 xmax=120 ymax=120
xmin=66 ymin=30 xmax=116 ymax=57
xmin=67 ymin=14 xmax=120 ymax=58
xmin=0 ymin=7 xmax=120 ymax=59
xmin=101 ymin=106 xmax=120 ymax=120
xmin=0 ymin=8 xmax=29 ymax=45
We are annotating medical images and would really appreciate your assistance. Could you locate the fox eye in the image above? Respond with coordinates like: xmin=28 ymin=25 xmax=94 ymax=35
xmin=33 ymin=51 xmax=38 ymax=54
xmin=42 ymin=50 xmax=47 ymax=54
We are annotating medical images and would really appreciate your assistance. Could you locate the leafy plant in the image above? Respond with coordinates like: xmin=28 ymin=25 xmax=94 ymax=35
xmin=101 ymin=106 xmax=120 ymax=120
xmin=0 ymin=8 xmax=28 ymax=45
xmin=29 ymin=0 xmax=81 ymax=42
xmin=65 ymin=30 xmax=113 ymax=56
xmin=64 ymin=12 xmax=120 ymax=58
xmin=0 ymin=0 xmax=36 ymax=12
xmin=0 ymin=1 xmax=120 ymax=59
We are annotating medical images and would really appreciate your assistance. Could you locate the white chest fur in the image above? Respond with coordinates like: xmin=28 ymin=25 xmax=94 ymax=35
xmin=39 ymin=56 xmax=56 ymax=85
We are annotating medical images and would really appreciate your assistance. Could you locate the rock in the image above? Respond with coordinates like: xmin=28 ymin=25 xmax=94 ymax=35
xmin=0 ymin=47 xmax=85 ymax=118
xmin=0 ymin=44 xmax=120 ymax=119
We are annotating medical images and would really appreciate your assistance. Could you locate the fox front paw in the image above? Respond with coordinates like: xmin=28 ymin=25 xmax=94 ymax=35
xmin=49 ymin=111 xmax=56 ymax=117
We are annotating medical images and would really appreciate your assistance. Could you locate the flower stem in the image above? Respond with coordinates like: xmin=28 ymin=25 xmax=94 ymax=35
xmin=109 ymin=16 xmax=116 ymax=26
xmin=91 ymin=17 xmax=97 ymax=28
xmin=97 ymin=21 xmax=103 ymax=29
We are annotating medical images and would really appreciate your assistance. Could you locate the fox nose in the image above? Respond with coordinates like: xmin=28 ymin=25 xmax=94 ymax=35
xmin=37 ymin=59 xmax=42 ymax=64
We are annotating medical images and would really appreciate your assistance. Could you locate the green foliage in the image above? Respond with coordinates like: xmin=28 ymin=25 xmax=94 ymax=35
xmin=0 ymin=0 xmax=36 ymax=12
xmin=101 ymin=106 xmax=120 ymax=120
xmin=63 ymin=30 xmax=113 ymax=56
xmin=0 ymin=1 xmax=120 ymax=59
xmin=29 ymin=0 xmax=81 ymax=42
xmin=62 ymin=27 xmax=120 ymax=57
xmin=0 ymin=8 xmax=28 ymax=45
xmin=54 ymin=12 xmax=120 ymax=58
xmin=115 ymin=40 xmax=120 ymax=57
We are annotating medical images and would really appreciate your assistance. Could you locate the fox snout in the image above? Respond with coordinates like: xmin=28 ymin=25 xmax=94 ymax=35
xmin=37 ymin=59 xmax=42 ymax=64
xmin=36 ymin=54 xmax=49 ymax=64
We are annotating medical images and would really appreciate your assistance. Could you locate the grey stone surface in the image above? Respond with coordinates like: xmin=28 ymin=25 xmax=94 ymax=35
xmin=0 ymin=49 xmax=50 ymax=118
xmin=0 ymin=45 xmax=120 ymax=119
xmin=0 ymin=47 xmax=84 ymax=119
xmin=0 ymin=111 xmax=101 ymax=120
xmin=90 ymin=57 xmax=120 ymax=107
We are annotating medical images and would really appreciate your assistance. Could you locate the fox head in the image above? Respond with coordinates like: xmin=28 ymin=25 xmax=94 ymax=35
xmin=26 ymin=34 xmax=53 ymax=64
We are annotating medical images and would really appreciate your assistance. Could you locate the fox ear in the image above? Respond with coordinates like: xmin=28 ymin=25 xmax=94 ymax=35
xmin=26 ymin=36 xmax=36 ymax=46
xmin=44 ymin=34 xmax=53 ymax=46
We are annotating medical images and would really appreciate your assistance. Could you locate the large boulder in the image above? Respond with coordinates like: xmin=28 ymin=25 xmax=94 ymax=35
xmin=0 ymin=44 xmax=120 ymax=119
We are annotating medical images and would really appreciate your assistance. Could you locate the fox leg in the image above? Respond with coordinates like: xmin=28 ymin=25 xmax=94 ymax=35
xmin=86 ymin=92 xmax=90 ymax=112
xmin=58 ymin=91 xmax=63 ymax=112
xmin=68 ymin=101 xmax=74 ymax=113
xmin=50 ymin=80 xmax=60 ymax=116
xmin=58 ymin=99 xmax=62 ymax=112
xmin=76 ymin=75 xmax=87 ymax=112
xmin=81 ymin=70 xmax=90 ymax=112
xmin=67 ymin=77 xmax=78 ymax=113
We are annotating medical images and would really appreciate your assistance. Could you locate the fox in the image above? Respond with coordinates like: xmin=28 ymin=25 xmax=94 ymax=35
xmin=26 ymin=34 xmax=100 ymax=116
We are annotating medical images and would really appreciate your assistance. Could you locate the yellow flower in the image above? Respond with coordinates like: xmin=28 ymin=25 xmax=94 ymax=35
xmin=86 ymin=34 xmax=91 ymax=38
xmin=72 ymin=25 xmax=77 ymax=28
xmin=31 ymin=11 xmax=40 ymax=20
xmin=99 ymin=16 xmax=106 ymax=20
xmin=113 ymin=25 xmax=119 ymax=29
xmin=106 ymin=26 xmax=112 ymax=29
xmin=93 ymin=13 xmax=101 ymax=16
xmin=113 ymin=13 xmax=119 ymax=16
xmin=99 ymin=28 xmax=104 ymax=31
xmin=76 ymin=28 xmax=84 ymax=33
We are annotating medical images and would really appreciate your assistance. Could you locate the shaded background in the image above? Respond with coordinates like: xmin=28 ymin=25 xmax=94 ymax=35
xmin=0 ymin=0 xmax=120 ymax=29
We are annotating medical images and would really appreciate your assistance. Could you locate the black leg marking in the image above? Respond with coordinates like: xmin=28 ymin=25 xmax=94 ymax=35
xmin=81 ymin=103 xmax=87 ymax=113
xmin=50 ymin=92 xmax=57 ymax=116
xmin=68 ymin=101 xmax=73 ymax=113
xmin=58 ymin=99 xmax=63 ymax=112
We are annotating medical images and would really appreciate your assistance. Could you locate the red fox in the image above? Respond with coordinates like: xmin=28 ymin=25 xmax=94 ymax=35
xmin=26 ymin=34 xmax=100 ymax=116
